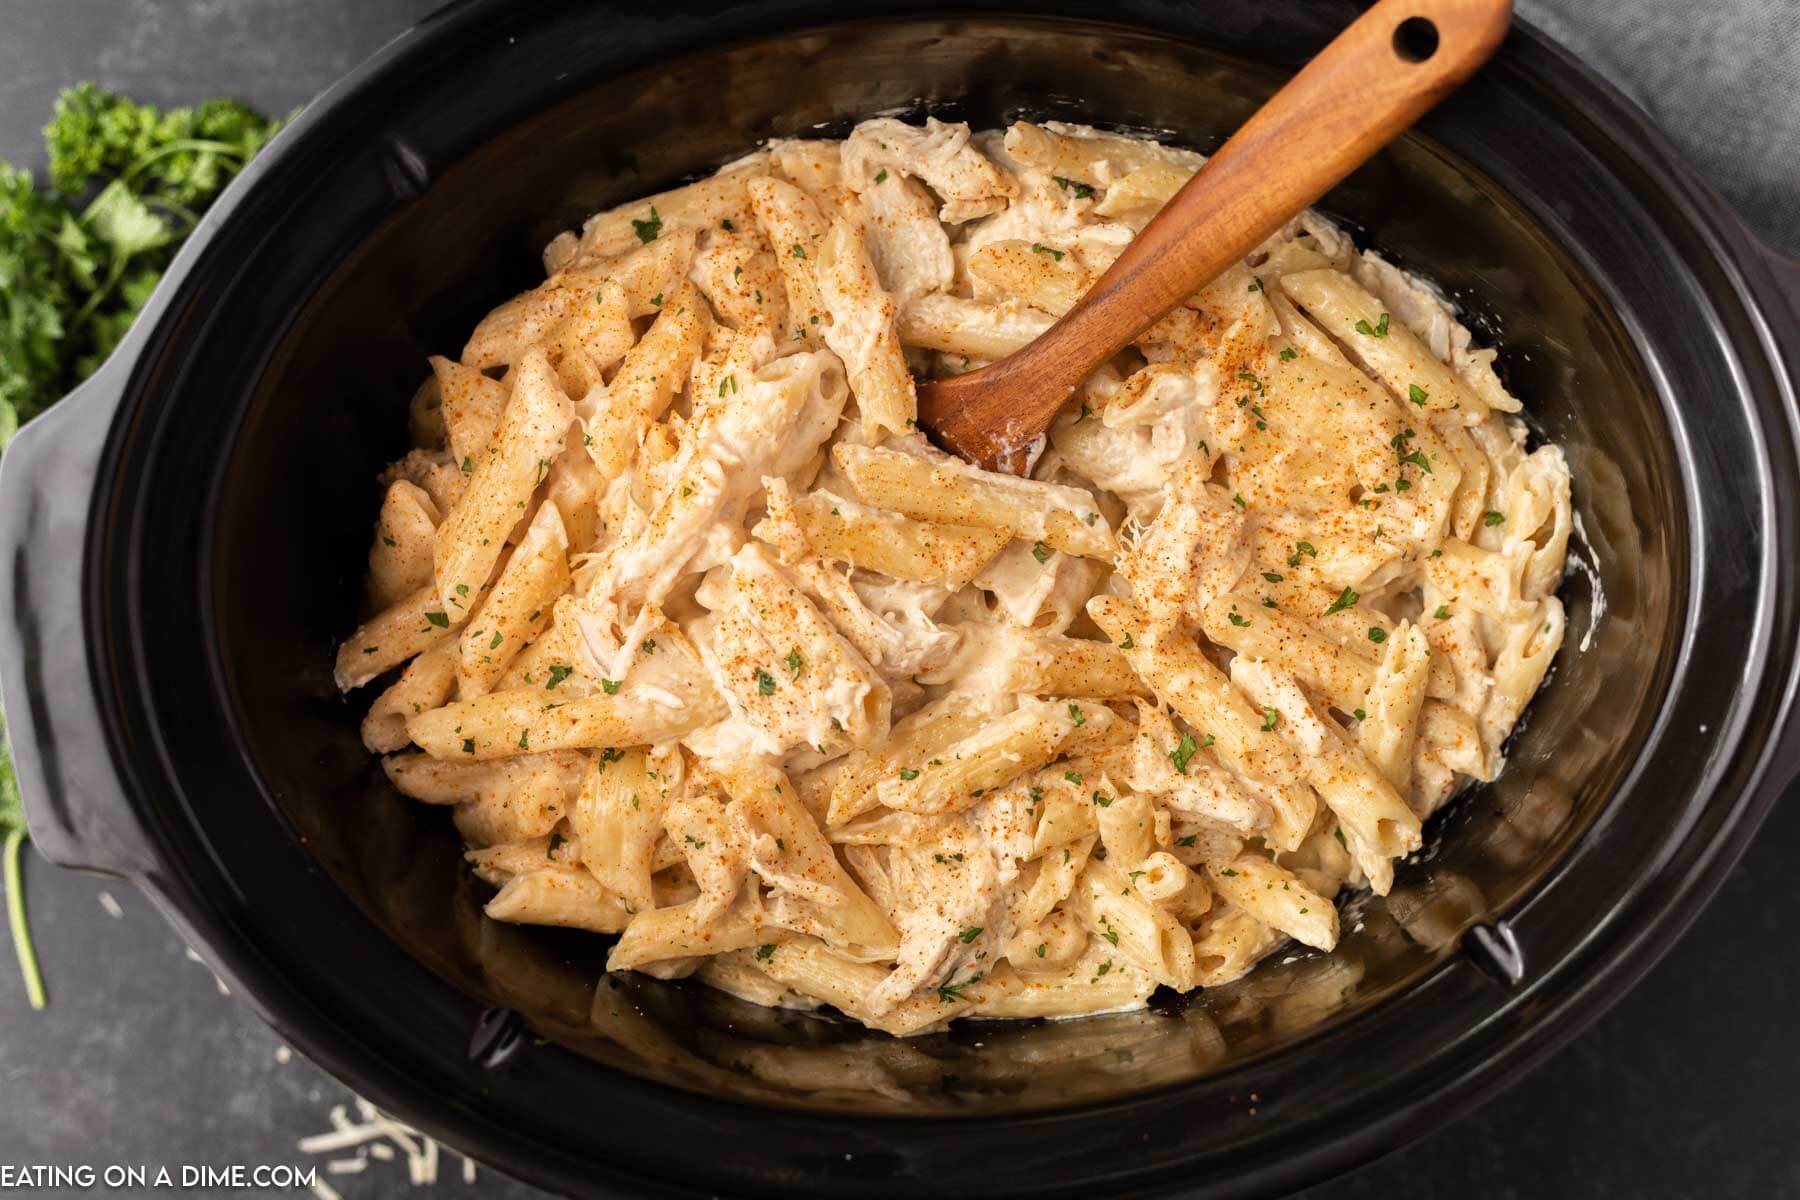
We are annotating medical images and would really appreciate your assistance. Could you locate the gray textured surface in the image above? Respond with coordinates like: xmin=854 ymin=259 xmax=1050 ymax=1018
xmin=0 ymin=2 xmax=1796 ymax=1198
xmin=1520 ymin=0 xmax=1800 ymax=253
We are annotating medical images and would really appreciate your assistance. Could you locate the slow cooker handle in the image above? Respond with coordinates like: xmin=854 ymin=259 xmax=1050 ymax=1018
xmin=0 ymin=355 xmax=159 ymax=878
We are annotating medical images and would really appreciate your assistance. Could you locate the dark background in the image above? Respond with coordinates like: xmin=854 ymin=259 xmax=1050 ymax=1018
xmin=1 ymin=1 xmax=1797 ymax=1197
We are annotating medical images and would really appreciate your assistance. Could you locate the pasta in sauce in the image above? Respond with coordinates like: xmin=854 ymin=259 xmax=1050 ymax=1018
xmin=337 ymin=118 xmax=1571 ymax=1034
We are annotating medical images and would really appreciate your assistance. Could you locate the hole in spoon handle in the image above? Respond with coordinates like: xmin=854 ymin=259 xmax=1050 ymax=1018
xmin=1393 ymin=15 xmax=1441 ymax=61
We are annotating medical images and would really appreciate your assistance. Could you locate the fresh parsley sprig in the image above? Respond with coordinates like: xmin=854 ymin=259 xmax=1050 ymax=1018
xmin=0 ymin=716 xmax=43 ymax=1010
xmin=1 ymin=83 xmax=279 ymax=453
xmin=0 ymin=83 xmax=279 ymax=1010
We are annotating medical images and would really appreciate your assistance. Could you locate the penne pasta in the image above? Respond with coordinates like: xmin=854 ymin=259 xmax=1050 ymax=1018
xmin=817 ymin=211 xmax=917 ymax=439
xmin=457 ymin=500 xmax=570 ymax=697
xmin=365 ymin=480 xmax=441 ymax=612
xmin=755 ymin=485 xmax=1008 ymax=586
xmin=351 ymin=117 xmax=1569 ymax=1030
xmin=834 ymin=442 xmax=1113 ymax=559
xmin=334 ymin=584 xmax=461 ymax=692
xmin=406 ymin=681 xmax=724 ymax=761
xmin=433 ymin=347 xmax=575 ymax=614
xmin=361 ymin=639 xmax=458 ymax=753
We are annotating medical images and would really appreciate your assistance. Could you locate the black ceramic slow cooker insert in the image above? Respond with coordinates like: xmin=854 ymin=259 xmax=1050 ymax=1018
xmin=3 ymin=2 xmax=1798 ymax=1197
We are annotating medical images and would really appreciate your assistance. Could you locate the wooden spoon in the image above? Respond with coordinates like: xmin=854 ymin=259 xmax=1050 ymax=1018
xmin=916 ymin=0 xmax=1514 ymax=472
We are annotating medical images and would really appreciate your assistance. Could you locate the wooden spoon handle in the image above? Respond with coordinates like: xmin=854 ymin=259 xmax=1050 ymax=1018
xmin=920 ymin=0 xmax=1512 ymax=467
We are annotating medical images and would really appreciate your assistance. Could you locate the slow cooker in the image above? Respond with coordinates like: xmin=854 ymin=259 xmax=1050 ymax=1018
xmin=3 ymin=2 xmax=1798 ymax=1196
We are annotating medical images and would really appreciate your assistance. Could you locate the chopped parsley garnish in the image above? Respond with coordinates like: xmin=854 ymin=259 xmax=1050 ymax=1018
xmin=1233 ymin=493 xmax=1247 ymax=509
xmin=1279 ymin=347 xmax=1298 ymax=361
xmin=1035 ymin=943 xmax=1047 ymax=957
xmin=1434 ymin=605 xmax=1451 ymax=620
xmin=1063 ymin=770 xmax=1083 ymax=785
xmin=898 ymin=767 xmax=920 ymax=781
xmin=1220 ymin=867 xmax=1239 ymax=877
xmin=786 ymin=648 xmax=804 ymax=679
xmin=1354 ymin=311 xmax=1391 ymax=337
xmin=1484 ymin=510 xmax=1506 ymax=527
xmin=1228 ymin=610 xmax=1251 ymax=628
xmin=1092 ymin=791 xmax=1113 ymax=808
xmin=1262 ymin=571 xmax=1283 ymax=583
xmin=756 ymin=669 xmax=776 ymax=695
xmin=874 ymin=168 xmax=888 ymax=183
xmin=937 ymin=973 xmax=981 ymax=1003
xmin=1324 ymin=586 xmax=1359 ymax=616
xmin=957 ymin=926 xmax=983 ymax=943
xmin=684 ymin=834 xmax=705 ymax=849
xmin=1068 ymin=703 xmax=1086 ymax=727
xmin=1030 ymin=242 xmax=1064 ymax=261
xmin=1177 ymin=834 xmax=1198 ymax=847
xmin=601 ymin=679 xmax=621 ymax=695
xmin=0 ymin=84 xmax=280 ymax=488
xmin=1120 ymin=634 xmax=1135 ymax=650
xmin=1170 ymin=732 xmax=1197 ymax=774
xmin=1051 ymin=175 xmax=1096 ymax=198
xmin=630 ymin=205 xmax=662 ymax=244
xmin=1031 ymin=542 xmax=1051 ymax=564
xmin=1368 ymin=627 xmax=1388 ymax=644
xmin=425 ymin=610 xmax=450 ymax=628
xmin=1353 ymin=707 xmax=1366 ymax=721
xmin=462 ymin=738 xmax=476 ymax=754
xmin=545 ymin=664 xmax=573 ymax=689
xmin=791 ymin=242 xmax=805 ymax=258
xmin=1260 ymin=708 xmax=1280 ymax=732
xmin=1099 ymin=917 xmax=1120 ymax=946
xmin=1408 ymin=383 xmax=1430 ymax=406
xmin=755 ymin=943 xmax=776 ymax=961
xmin=517 ymin=729 xmax=530 ymax=749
